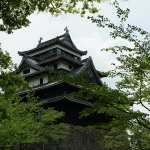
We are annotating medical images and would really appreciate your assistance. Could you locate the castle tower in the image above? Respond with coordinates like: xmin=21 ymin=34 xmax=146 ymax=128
xmin=17 ymin=29 xmax=107 ymax=126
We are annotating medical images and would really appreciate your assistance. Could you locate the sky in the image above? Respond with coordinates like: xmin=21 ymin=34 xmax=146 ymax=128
xmin=0 ymin=0 xmax=150 ymax=112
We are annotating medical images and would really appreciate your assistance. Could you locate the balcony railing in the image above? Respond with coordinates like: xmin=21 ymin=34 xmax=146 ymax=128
xmin=33 ymin=49 xmax=81 ymax=63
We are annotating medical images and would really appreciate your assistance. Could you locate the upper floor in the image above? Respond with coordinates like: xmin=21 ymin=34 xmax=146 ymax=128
xmin=17 ymin=30 xmax=105 ymax=87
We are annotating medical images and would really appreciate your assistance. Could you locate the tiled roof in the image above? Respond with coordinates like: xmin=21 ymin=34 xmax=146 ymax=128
xmin=18 ymin=81 xmax=84 ymax=95
xmin=18 ymin=55 xmax=43 ymax=71
xmin=44 ymin=96 xmax=93 ymax=106
xmin=18 ymin=33 xmax=87 ymax=56
xmin=38 ymin=53 xmax=82 ymax=65
xmin=70 ymin=57 xmax=103 ymax=85
xmin=58 ymin=33 xmax=78 ymax=50
xmin=18 ymin=82 xmax=59 ymax=94
xmin=26 ymin=58 xmax=43 ymax=71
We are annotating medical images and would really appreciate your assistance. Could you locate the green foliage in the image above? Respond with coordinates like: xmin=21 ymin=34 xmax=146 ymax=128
xmin=0 ymin=0 xmax=106 ymax=33
xmin=0 ymin=93 xmax=67 ymax=149
xmin=0 ymin=46 xmax=67 ymax=150
xmin=99 ymin=128 xmax=131 ymax=150
xmin=45 ymin=1 xmax=150 ymax=149
xmin=128 ymin=124 xmax=150 ymax=150
xmin=43 ymin=1 xmax=150 ymax=148
xmin=86 ymin=0 xmax=150 ymax=149
xmin=0 ymin=45 xmax=28 ymax=122
xmin=1 ymin=0 xmax=148 ymax=149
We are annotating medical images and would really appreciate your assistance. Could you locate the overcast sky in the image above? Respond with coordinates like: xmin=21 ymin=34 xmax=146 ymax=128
xmin=0 ymin=0 xmax=150 ymax=113
xmin=0 ymin=0 xmax=149 ymax=90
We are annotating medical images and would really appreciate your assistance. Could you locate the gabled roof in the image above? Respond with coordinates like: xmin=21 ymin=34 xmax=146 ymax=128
xmin=71 ymin=57 xmax=103 ymax=85
xmin=18 ymin=33 xmax=87 ymax=56
xmin=18 ymin=81 xmax=82 ymax=94
xmin=58 ymin=33 xmax=78 ymax=50
xmin=18 ymin=55 xmax=43 ymax=71
xmin=18 ymin=81 xmax=92 ymax=106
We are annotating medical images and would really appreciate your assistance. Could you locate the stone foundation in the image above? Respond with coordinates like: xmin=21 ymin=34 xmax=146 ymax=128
xmin=44 ymin=125 xmax=105 ymax=150
xmin=10 ymin=125 xmax=105 ymax=150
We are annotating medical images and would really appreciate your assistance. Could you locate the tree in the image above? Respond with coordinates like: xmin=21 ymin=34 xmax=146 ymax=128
xmin=83 ymin=0 xmax=150 ymax=149
xmin=46 ymin=1 xmax=150 ymax=149
xmin=0 ymin=0 xmax=144 ymax=149
xmin=0 ymin=0 xmax=113 ymax=148
xmin=0 ymin=0 xmax=122 ymax=149
xmin=0 ymin=0 xmax=107 ymax=33
xmin=0 ymin=46 xmax=67 ymax=150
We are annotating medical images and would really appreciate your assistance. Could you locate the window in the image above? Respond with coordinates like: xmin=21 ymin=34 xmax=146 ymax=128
xmin=57 ymin=49 xmax=61 ymax=54
xmin=40 ymin=78 xmax=43 ymax=85
xmin=69 ymin=65 xmax=72 ymax=70
xmin=23 ymin=69 xmax=30 ymax=74
xmin=50 ymin=50 xmax=53 ymax=55
xmin=54 ymin=64 xmax=57 ymax=70
xmin=53 ymin=49 xmax=57 ymax=54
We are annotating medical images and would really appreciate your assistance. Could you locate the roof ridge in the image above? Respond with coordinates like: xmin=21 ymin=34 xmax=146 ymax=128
xmin=18 ymin=33 xmax=87 ymax=56
xmin=76 ymin=56 xmax=94 ymax=74
xmin=18 ymin=55 xmax=43 ymax=71
xmin=26 ymin=58 xmax=43 ymax=71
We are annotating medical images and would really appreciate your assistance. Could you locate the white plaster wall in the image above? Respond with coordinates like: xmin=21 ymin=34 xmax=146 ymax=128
xmin=19 ymin=68 xmax=37 ymax=76
xmin=19 ymin=71 xmax=23 ymax=76
xmin=27 ymin=44 xmax=81 ymax=57
xmin=27 ymin=73 xmax=48 ymax=87
xmin=28 ymin=44 xmax=57 ymax=56
xmin=30 ymin=68 xmax=37 ymax=74
xmin=57 ymin=60 xmax=73 ymax=71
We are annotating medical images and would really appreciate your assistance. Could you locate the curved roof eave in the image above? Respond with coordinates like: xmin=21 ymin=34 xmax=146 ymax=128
xmin=18 ymin=81 xmax=82 ymax=95
xmin=44 ymin=96 xmax=93 ymax=106
xmin=58 ymin=40 xmax=87 ymax=55
xmin=18 ymin=38 xmax=58 ymax=55
xmin=18 ymin=35 xmax=87 ymax=56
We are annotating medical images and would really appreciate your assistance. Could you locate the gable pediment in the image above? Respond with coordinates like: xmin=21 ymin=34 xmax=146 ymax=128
xmin=18 ymin=61 xmax=38 ymax=75
xmin=19 ymin=61 xmax=31 ymax=71
xmin=74 ymin=59 xmax=103 ymax=86
xmin=18 ymin=56 xmax=43 ymax=75
xmin=85 ymin=64 xmax=103 ymax=85
xmin=59 ymin=35 xmax=77 ymax=50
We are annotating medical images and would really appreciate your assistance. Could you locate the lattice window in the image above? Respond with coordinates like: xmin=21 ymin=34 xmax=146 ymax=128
xmin=23 ymin=69 xmax=30 ymax=74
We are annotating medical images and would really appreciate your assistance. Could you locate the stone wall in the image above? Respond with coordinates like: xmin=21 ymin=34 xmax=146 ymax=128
xmin=11 ymin=125 xmax=105 ymax=150
xmin=38 ymin=125 xmax=104 ymax=150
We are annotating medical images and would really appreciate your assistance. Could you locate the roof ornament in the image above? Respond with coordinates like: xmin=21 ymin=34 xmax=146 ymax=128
xmin=64 ymin=27 xmax=69 ymax=35
xmin=87 ymin=56 xmax=92 ymax=62
xmin=38 ymin=37 xmax=43 ymax=45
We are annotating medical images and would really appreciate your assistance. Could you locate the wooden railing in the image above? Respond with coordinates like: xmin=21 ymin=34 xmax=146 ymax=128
xmin=34 ymin=50 xmax=81 ymax=63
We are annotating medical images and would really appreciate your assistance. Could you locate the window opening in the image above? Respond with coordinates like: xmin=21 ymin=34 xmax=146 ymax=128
xmin=40 ymin=78 xmax=43 ymax=85
xmin=53 ymin=49 xmax=57 ymax=54
xmin=54 ymin=64 xmax=57 ymax=70
xmin=69 ymin=65 xmax=72 ymax=70
xmin=23 ymin=69 xmax=30 ymax=74
xmin=57 ymin=49 xmax=61 ymax=54
xmin=50 ymin=50 xmax=53 ymax=55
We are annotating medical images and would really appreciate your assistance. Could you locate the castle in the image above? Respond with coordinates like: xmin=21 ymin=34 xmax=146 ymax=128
xmin=17 ymin=28 xmax=108 ymax=126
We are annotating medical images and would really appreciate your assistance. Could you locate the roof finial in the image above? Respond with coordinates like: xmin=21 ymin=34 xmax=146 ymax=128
xmin=38 ymin=37 xmax=43 ymax=45
xmin=64 ymin=26 xmax=69 ymax=34
xmin=87 ymin=56 xmax=92 ymax=63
